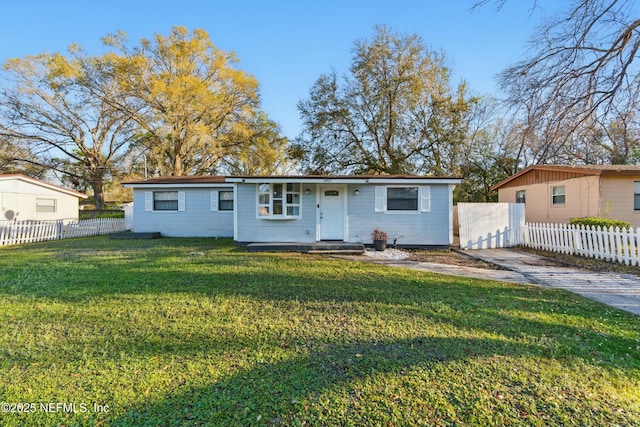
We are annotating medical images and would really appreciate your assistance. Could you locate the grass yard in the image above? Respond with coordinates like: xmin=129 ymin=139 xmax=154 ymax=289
xmin=0 ymin=237 xmax=639 ymax=426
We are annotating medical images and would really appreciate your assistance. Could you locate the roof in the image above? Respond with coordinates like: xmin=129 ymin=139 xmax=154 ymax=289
xmin=123 ymin=176 xmax=227 ymax=185
xmin=491 ymin=165 xmax=640 ymax=191
xmin=227 ymin=174 xmax=462 ymax=184
xmin=122 ymin=174 xmax=463 ymax=187
xmin=0 ymin=174 xmax=88 ymax=198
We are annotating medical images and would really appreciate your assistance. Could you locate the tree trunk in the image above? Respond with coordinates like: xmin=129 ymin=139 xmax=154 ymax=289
xmin=91 ymin=174 xmax=105 ymax=210
xmin=173 ymin=152 xmax=183 ymax=176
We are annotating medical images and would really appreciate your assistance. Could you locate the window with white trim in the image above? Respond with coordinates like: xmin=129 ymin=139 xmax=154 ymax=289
xmin=387 ymin=187 xmax=418 ymax=210
xmin=218 ymin=190 xmax=233 ymax=211
xmin=257 ymin=183 xmax=300 ymax=218
xmin=35 ymin=198 xmax=56 ymax=213
xmin=634 ymin=182 xmax=640 ymax=211
xmin=375 ymin=186 xmax=430 ymax=213
xmin=551 ymin=186 xmax=565 ymax=206
xmin=516 ymin=190 xmax=526 ymax=204
xmin=154 ymin=191 xmax=178 ymax=210
xmin=144 ymin=191 xmax=185 ymax=212
xmin=210 ymin=190 xmax=234 ymax=211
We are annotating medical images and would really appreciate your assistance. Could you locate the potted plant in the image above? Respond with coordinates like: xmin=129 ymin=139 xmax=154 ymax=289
xmin=372 ymin=228 xmax=388 ymax=251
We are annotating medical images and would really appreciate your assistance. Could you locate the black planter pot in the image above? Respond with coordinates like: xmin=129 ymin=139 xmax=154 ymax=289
xmin=373 ymin=239 xmax=387 ymax=251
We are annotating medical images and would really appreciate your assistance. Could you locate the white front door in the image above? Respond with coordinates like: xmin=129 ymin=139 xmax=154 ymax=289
xmin=319 ymin=186 xmax=345 ymax=240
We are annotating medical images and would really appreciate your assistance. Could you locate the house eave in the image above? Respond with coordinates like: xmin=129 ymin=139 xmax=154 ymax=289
xmin=122 ymin=174 xmax=463 ymax=188
xmin=0 ymin=174 xmax=88 ymax=198
xmin=226 ymin=176 xmax=462 ymax=185
xmin=122 ymin=182 xmax=235 ymax=189
xmin=491 ymin=164 xmax=640 ymax=191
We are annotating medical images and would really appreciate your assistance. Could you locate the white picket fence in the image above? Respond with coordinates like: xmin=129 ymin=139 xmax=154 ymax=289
xmin=62 ymin=218 xmax=128 ymax=239
xmin=522 ymin=223 xmax=640 ymax=266
xmin=0 ymin=218 xmax=127 ymax=246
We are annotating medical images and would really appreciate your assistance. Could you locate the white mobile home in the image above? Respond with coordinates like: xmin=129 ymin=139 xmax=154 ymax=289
xmin=123 ymin=175 xmax=462 ymax=247
xmin=0 ymin=174 xmax=87 ymax=223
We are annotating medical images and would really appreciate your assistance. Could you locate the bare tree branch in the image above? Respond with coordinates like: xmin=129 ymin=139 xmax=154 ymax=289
xmin=492 ymin=0 xmax=640 ymax=165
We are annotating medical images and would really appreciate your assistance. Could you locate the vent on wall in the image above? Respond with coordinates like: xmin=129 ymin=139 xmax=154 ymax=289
xmin=4 ymin=210 xmax=15 ymax=220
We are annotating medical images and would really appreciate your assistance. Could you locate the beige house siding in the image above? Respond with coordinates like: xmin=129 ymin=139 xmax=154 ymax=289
xmin=498 ymin=176 xmax=600 ymax=224
xmin=599 ymin=176 xmax=640 ymax=228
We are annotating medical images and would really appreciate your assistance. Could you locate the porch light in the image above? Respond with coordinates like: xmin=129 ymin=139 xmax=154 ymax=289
xmin=354 ymin=189 xmax=360 ymax=195
xmin=305 ymin=189 xmax=311 ymax=195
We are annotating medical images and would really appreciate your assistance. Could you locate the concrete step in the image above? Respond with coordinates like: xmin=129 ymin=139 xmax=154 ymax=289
xmin=246 ymin=242 xmax=365 ymax=254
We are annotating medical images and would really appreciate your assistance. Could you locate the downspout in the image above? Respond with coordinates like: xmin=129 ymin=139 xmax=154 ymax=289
xmin=232 ymin=182 xmax=238 ymax=242
xmin=448 ymin=184 xmax=455 ymax=246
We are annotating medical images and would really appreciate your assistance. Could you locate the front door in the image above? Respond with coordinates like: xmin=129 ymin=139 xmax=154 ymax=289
xmin=319 ymin=186 xmax=345 ymax=240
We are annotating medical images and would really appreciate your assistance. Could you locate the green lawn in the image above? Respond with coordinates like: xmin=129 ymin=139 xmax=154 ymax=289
xmin=0 ymin=237 xmax=638 ymax=426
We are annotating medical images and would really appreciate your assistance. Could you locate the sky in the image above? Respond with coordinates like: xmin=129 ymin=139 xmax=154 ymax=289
xmin=0 ymin=0 xmax=561 ymax=140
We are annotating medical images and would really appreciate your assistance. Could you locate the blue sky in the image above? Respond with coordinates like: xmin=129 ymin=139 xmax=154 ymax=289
xmin=1 ymin=0 xmax=560 ymax=139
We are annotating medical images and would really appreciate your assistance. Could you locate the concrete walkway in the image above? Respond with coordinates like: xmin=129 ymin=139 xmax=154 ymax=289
xmin=347 ymin=257 xmax=533 ymax=284
xmin=463 ymin=249 xmax=640 ymax=316
xmin=345 ymin=249 xmax=640 ymax=316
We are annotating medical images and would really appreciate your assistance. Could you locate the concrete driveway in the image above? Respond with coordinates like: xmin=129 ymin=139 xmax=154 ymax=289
xmin=462 ymin=249 xmax=640 ymax=316
xmin=343 ymin=248 xmax=640 ymax=316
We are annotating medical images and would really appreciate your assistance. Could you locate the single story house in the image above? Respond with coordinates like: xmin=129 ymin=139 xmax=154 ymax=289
xmin=122 ymin=175 xmax=462 ymax=247
xmin=491 ymin=164 xmax=640 ymax=227
xmin=0 ymin=174 xmax=87 ymax=223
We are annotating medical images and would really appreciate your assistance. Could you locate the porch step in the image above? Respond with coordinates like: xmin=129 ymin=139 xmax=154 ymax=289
xmin=308 ymin=249 xmax=365 ymax=255
xmin=109 ymin=232 xmax=161 ymax=239
xmin=245 ymin=242 xmax=365 ymax=254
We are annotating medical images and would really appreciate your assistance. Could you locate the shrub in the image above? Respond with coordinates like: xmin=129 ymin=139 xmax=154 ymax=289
xmin=569 ymin=217 xmax=631 ymax=229
xmin=79 ymin=210 xmax=125 ymax=220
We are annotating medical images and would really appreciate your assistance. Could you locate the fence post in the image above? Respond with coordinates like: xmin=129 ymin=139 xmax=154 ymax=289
xmin=587 ymin=225 xmax=595 ymax=258
xmin=594 ymin=226 xmax=603 ymax=260
xmin=544 ymin=223 xmax=552 ymax=251
xmin=621 ymin=227 xmax=630 ymax=266
xmin=633 ymin=227 xmax=640 ymax=266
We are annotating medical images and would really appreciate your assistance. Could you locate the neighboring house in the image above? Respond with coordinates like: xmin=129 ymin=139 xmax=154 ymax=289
xmin=491 ymin=165 xmax=640 ymax=227
xmin=0 ymin=174 xmax=88 ymax=223
xmin=122 ymin=175 xmax=462 ymax=247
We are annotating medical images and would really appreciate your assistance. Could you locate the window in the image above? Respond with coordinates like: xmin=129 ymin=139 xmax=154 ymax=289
xmin=144 ymin=191 xmax=184 ymax=212
xmin=154 ymin=191 xmax=178 ymax=211
xmin=257 ymin=183 xmax=300 ymax=218
xmin=218 ymin=191 xmax=234 ymax=211
xmin=387 ymin=187 xmax=418 ymax=211
xmin=35 ymin=198 xmax=56 ymax=213
xmin=634 ymin=182 xmax=640 ymax=211
xmin=375 ymin=186 xmax=430 ymax=213
xmin=516 ymin=190 xmax=526 ymax=204
xmin=551 ymin=186 xmax=565 ymax=206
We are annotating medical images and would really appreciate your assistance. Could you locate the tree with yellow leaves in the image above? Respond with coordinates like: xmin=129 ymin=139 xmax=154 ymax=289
xmin=0 ymin=49 xmax=136 ymax=209
xmin=103 ymin=26 xmax=285 ymax=176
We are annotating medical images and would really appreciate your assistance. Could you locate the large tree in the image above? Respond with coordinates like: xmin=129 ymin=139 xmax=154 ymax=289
xmin=479 ymin=0 xmax=640 ymax=165
xmin=0 ymin=135 xmax=46 ymax=177
xmin=454 ymin=97 xmax=520 ymax=201
xmin=0 ymin=50 xmax=135 ymax=209
xmin=296 ymin=25 xmax=476 ymax=176
xmin=221 ymin=111 xmax=294 ymax=175
xmin=103 ymin=27 xmax=281 ymax=176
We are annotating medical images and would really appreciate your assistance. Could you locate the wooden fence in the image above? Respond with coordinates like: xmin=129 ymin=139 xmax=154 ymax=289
xmin=522 ymin=222 xmax=640 ymax=266
xmin=0 ymin=218 xmax=127 ymax=246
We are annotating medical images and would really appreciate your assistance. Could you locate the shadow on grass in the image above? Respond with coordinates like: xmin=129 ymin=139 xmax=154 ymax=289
xmin=2 ymin=239 xmax=639 ymax=425
xmin=0 ymin=237 xmax=565 ymax=305
xmin=110 ymin=335 xmax=538 ymax=426
xmin=3 ymin=237 xmax=639 ymax=367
